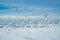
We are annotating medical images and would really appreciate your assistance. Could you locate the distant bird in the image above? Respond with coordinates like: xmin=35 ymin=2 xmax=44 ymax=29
xmin=44 ymin=15 xmax=48 ymax=18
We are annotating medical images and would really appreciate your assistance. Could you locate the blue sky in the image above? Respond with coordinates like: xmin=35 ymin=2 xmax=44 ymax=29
xmin=0 ymin=0 xmax=60 ymax=16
